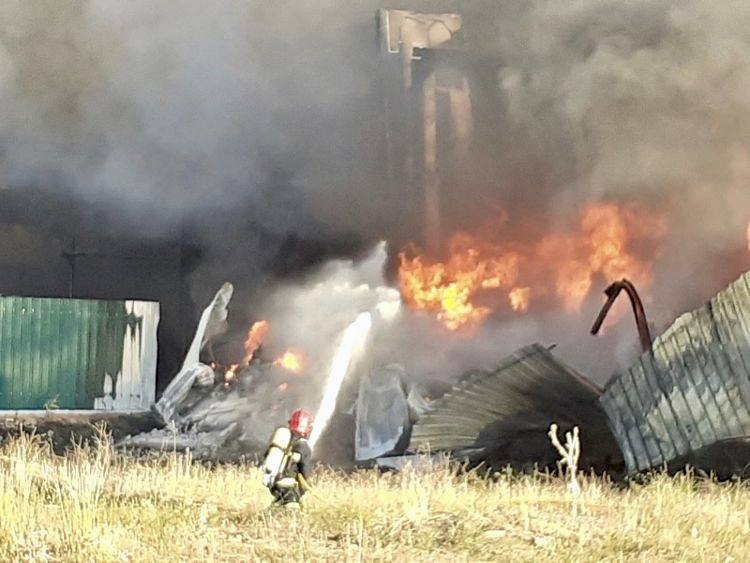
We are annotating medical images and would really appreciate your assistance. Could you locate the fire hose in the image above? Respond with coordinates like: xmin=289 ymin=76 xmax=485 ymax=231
xmin=296 ymin=473 xmax=334 ymax=507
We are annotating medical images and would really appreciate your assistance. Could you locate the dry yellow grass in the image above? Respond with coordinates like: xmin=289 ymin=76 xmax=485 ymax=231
xmin=0 ymin=433 xmax=748 ymax=562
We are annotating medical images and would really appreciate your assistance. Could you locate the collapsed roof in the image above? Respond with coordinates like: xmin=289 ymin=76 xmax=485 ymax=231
xmin=404 ymin=272 xmax=750 ymax=478
xmin=600 ymin=271 xmax=750 ymax=477
xmin=122 ymin=271 xmax=750 ymax=479
xmin=407 ymin=344 xmax=623 ymax=472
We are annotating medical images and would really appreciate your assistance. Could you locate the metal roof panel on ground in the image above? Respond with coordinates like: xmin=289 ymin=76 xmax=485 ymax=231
xmin=409 ymin=344 xmax=621 ymax=471
xmin=600 ymin=271 xmax=750 ymax=475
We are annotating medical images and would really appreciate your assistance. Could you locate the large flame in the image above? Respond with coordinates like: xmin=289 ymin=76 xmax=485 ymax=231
xmin=398 ymin=201 xmax=667 ymax=329
xmin=509 ymin=286 xmax=530 ymax=312
xmin=398 ymin=235 xmax=520 ymax=330
xmin=242 ymin=320 xmax=269 ymax=365
xmin=538 ymin=202 xmax=667 ymax=312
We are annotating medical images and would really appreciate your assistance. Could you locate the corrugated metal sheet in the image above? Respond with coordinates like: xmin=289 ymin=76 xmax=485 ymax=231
xmin=355 ymin=364 xmax=410 ymax=461
xmin=600 ymin=271 xmax=750 ymax=474
xmin=0 ymin=297 xmax=158 ymax=410
xmin=408 ymin=344 xmax=621 ymax=469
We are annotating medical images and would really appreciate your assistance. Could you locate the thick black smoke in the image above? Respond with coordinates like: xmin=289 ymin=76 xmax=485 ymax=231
xmin=1 ymin=1 xmax=750 ymax=381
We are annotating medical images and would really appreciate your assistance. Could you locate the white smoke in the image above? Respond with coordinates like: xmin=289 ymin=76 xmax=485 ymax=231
xmin=252 ymin=241 xmax=401 ymax=373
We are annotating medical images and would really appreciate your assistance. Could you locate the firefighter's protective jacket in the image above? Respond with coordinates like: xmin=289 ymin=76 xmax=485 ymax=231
xmin=283 ymin=437 xmax=312 ymax=481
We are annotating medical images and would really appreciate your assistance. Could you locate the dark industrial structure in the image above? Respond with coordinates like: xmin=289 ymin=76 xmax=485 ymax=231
xmin=376 ymin=8 xmax=509 ymax=252
xmin=0 ymin=187 xmax=195 ymax=391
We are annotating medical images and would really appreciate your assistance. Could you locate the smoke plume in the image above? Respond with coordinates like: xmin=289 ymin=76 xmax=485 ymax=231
xmin=2 ymin=1 xmax=750 ymax=382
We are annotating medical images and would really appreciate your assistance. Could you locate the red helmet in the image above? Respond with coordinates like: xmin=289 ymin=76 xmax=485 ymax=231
xmin=289 ymin=409 xmax=314 ymax=438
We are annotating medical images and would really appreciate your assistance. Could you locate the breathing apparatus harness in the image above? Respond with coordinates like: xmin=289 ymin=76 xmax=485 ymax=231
xmin=260 ymin=410 xmax=332 ymax=507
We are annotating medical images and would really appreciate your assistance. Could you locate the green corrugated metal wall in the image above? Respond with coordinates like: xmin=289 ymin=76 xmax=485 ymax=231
xmin=0 ymin=297 xmax=140 ymax=409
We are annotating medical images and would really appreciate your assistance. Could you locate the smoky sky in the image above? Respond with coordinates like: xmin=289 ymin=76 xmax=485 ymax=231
xmin=0 ymin=1 xmax=373 ymax=228
xmin=2 ymin=1 xmax=750 ymax=379
xmin=4 ymin=1 xmax=750 ymax=236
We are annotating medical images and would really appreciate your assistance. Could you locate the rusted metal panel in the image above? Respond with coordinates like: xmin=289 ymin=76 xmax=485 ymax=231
xmin=601 ymin=272 xmax=750 ymax=474
xmin=0 ymin=297 xmax=158 ymax=410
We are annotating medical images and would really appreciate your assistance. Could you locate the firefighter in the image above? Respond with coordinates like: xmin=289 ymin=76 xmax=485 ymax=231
xmin=262 ymin=409 xmax=314 ymax=509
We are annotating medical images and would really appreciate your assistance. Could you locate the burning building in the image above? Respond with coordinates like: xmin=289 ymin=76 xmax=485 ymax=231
xmin=2 ymin=3 xmax=750 ymax=475
xmin=377 ymin=8 xmax=469 ymax=251
xmin=2 ymin=2 xmax=749 ymax=383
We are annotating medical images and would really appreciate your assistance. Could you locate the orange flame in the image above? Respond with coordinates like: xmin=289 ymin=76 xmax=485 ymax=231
xmin=540 ymin=202 xmax=667 ymax=311
xmin=398 ymin=201 xmax=667 ymax=329
xmin=274 ymin=349 xmax=304 ymax=374
xmin=243 ymin=320 xmax=269 ymax=365
xmin=398 ymin=234 xmax=520 ymax=330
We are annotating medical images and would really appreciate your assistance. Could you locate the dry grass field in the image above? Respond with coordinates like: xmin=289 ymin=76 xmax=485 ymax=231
xmin=0 ymin=432 xmax=748 ymax=562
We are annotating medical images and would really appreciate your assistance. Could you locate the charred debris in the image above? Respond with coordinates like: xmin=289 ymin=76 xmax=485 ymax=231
xmin=118 ymin=271 xmax=750 ymax=479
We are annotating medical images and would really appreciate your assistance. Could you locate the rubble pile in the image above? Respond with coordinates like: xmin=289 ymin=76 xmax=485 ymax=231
xmin=120 ymin=360 xmax=303 ymax=459
xmin=353 ymin=364 xmax=441 ymax=463
xmin=120 ymin=284 xmax=303 ymax=459
xmin=121 ymin=268 xmax=750 ymax=479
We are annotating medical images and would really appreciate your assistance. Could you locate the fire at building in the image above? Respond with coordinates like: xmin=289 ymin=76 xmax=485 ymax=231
xmin=119 ymin=264 xmax=750 ymax=479
xmin=1 ymin=3 xmax=750 ymax=479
